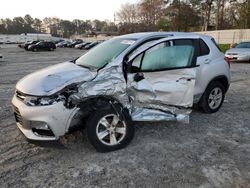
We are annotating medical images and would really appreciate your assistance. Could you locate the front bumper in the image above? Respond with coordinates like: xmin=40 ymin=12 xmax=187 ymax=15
xmin=12 ymin=95 xmax=78 ymax=141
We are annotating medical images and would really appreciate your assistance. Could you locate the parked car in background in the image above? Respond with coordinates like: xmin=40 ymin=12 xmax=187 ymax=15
xmin=225 ymin=41 xmax=250 ymax=62
xmin=53 ymin=40 xmax=64 ymax=44
xmin=12 ymin=32 xmax=230 ymax=152
xmin=67 ymin=40 xmax=83 ymax=48
xmin=84 ymin=41 xmax=100 ymax=50
xmin=24 ymin=41 xmax=40 ymax=50
xmin=28 ymin=41 xmax=56 ymax=52
xmin=75 ymin=42 xmax=91 ymax=49
xmin=56 ymin=41 xmax=70 ymax=48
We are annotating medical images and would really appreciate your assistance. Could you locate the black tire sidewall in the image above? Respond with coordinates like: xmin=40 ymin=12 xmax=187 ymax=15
xmin=200 ymin=81 xmax=225 ymax=113
xmin=85 ymin=108 xmax=134 ymax=152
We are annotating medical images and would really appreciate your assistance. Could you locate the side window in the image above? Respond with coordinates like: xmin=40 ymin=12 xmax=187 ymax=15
xmin=139 ymin=42 xmax=194 ymax=71
xmin=211 ymin=38 xmax=221 ymax=51
xmin=128 ymin=39 xmax=162 ymax=59
xmin=199 ymin=39 xmax=210 ymax=56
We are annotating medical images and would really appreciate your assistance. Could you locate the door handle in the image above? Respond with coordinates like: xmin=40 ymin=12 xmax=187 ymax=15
xmin=204 ymin=59 xmax=211 ymax=64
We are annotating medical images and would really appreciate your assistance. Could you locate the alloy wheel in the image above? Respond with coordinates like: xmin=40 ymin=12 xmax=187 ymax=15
xmin=96 ymin=114 xmax=126 ymax=146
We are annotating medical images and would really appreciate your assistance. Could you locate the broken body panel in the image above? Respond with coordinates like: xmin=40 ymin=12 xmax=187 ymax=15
xmin=71 ymin=37 xmax=196 ymax=123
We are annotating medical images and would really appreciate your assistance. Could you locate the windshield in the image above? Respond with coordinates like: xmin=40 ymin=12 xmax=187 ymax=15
xmin=75 ymin=38 xmax=135 ymax=69
xmin=235 ymin=42 xmax=250 ymax=48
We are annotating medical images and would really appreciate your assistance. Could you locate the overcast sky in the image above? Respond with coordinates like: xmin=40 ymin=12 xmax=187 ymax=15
xmin=1 ymin=0 xmax=138 ymax=21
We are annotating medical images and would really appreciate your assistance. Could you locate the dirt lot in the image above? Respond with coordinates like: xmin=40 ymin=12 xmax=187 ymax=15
xmin=0 ymin=45 xmax=250 ymax=188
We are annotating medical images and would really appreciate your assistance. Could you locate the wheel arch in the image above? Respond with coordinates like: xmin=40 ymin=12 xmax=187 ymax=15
xmin=206 ymin=75 xmax=229 ymax=93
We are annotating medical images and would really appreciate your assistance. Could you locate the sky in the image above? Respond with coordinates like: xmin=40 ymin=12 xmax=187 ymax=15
xmin=0 ymin=0 xmax=138 ymax=21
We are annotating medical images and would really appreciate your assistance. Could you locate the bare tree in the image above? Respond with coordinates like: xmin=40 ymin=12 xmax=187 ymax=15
xmin=116 ymin=3 xmax=139 ymax=23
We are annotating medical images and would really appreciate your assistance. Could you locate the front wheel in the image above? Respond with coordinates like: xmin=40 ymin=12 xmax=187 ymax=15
xmin=85 ymin=108 xmax=134 ymax=152
xmin=199 ymin=81 xmax=225 ymax=113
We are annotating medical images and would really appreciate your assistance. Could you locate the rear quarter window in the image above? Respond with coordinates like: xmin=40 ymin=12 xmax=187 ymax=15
xmin=211 ymin=38 xmax=221 ymax=52
xmin=199 ymin=39 xmax=210 ymax=56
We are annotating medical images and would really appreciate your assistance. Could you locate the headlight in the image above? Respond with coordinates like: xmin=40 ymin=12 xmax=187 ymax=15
xmin=24 ymin=95 xmax=65 ymax=106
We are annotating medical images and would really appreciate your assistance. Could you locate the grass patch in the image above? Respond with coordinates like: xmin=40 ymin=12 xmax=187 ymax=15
xmin=219 ymin=44 xmax=231 ymax=53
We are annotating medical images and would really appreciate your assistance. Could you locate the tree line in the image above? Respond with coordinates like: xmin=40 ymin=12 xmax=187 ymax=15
xmin=116 ymin=0 xmax=250 ymax=33
xmin=0 ymin=15 xmax=118 ymax=38
xmin=0 ymin=0 xmax=249 ymax=37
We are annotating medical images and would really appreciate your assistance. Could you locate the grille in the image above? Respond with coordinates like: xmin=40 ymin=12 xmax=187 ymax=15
xmin=16 ymin=90 xmax=26 ymax=101
xmin=13 ymin=106 xmax=23 ymax=125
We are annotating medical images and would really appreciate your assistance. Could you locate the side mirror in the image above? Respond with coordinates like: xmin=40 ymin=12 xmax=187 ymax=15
xmin=134 ymin=72 xmax=144 ymax=82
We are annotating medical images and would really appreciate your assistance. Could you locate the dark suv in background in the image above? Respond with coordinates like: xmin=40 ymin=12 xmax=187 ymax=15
xmin=28 ymin=41 xmax=56 ymax=52
xmin=23 ymin=41 xmax=40 ymax=50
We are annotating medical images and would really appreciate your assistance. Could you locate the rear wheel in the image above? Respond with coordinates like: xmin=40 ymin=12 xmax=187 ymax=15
xmin=85 ymin=108 xmax=134 ymax=152
xmin=199 ymin=81 xmax=225 ymax=113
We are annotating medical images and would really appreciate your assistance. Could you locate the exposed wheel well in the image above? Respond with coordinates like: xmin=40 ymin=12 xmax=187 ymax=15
xmin=71 ymin=96 xmax=129 ymax=129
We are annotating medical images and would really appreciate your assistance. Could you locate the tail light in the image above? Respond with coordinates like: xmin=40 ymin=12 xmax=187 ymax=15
xmin=224 ymin=57 xmax=231 ymax=68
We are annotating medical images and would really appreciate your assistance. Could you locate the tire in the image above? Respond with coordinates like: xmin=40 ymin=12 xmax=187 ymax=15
xmin=32 ymin=48 xmax=37 ymax=52
xmin=85 ymin=107 xmax=134 ymax=152
xmin=199 ymin=81 xmax=225 ymax=113
xmin=50 ymin=48 xmax=54 ymax=51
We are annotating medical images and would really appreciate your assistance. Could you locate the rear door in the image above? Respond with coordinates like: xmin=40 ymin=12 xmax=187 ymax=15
xmin=126 ymin=38 xmax=197 ymax=115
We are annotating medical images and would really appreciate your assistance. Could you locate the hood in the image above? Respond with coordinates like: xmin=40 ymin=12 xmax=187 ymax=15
xmin=226 ymin=48 xmax=250 ymax=54
xmin=16 ymin=62 xmax=97 ymax=96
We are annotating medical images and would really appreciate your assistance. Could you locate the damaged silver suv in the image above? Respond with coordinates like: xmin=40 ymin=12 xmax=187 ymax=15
xmin=12 ymin=32 xmax=230 ymax=152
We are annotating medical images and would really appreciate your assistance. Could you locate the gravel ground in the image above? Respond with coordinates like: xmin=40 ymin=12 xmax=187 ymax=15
xmin=0 ymin=45 xmax=250 ymax=188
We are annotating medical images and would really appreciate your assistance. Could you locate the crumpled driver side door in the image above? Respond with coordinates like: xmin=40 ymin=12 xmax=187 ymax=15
xmin=126 ymin=38 xmax=197 ymax=122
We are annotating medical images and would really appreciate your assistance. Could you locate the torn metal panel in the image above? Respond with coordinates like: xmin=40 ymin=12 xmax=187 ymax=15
xmin=70 ymin=38 xmax=196 ymax=123
xmin=131 ymin=107 xmax=176 ymax=121
xmin=131 ymin=107 xmax=190 ymax=123
xmin=70 ymin=64 xmax=131 ymax=108
xmin=70 ymin=62 xmax=195 ymax=123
